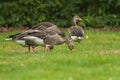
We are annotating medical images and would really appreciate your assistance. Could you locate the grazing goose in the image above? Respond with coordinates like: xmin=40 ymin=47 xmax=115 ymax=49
xmin=6 ymin=30 xmax=74 ymax=52
xmin=68 ymin=15 xmax=84 ymax=43
xmin=31 ymin=22 xmax=65 ymax=37
xmin=23 ymin=30 xmax=74 ymax=52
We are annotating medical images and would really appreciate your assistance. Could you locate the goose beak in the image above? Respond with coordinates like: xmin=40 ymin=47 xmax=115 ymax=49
xmin=78 ymin=18 xmax=83 ymax=21
xmin=71 ymin=49 xmax=75 ymax=52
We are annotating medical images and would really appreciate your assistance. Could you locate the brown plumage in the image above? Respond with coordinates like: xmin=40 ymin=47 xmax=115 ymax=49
xmin=31 ymin=22 xmax=65 ymax=37
xmin=6 ymin=29 xmax=74 ymax=52
xmin=31 ymin=22 xmax=55 ymax=29
xmin=68 ymin=15 xmax=84 ymax=42
xmin=26 ymin=30 xmax=74 ymax=52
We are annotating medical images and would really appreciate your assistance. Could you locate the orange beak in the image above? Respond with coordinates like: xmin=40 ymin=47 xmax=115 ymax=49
xmin=71 ymin=49 xmax=75 ymax=52
xmin=78 ymin=18 xmax=83 ymax=21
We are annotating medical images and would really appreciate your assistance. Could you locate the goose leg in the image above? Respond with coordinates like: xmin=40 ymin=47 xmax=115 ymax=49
xmin=45 ymin=45 xmax=49 ymax=53
xmin=28 ymin=46 xmax=31 ymax=52
xmin=71 ymin=49 xmax=75 ymax=52
xmin=49 ymin=46 xmax=54 ymax=51
xmin=32 ymin=47 xmax=35 ymax=53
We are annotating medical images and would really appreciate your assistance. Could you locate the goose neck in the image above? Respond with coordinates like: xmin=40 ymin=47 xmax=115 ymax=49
xmin=72 ymin=18 xmax=77 ymax=26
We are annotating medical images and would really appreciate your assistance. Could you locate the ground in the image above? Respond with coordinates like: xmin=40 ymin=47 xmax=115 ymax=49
xmin=0 ymin=30 xmax=120 ymax=80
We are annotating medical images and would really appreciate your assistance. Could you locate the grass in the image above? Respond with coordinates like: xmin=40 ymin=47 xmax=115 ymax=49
xmin=0 ymin=30 xmax=120 ymax=80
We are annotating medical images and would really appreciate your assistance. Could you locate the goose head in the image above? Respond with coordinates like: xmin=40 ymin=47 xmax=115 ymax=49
xmin=73 ymin=15 xmax=82 ymax=26
xmin=73 ymin=15 xmax=82 ymax=21
xmin=64 ymin=37 xmax=74 ymax=51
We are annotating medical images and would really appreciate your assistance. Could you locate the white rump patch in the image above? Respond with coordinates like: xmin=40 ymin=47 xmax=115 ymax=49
xmin=71 ymin=36 xmax=83 ymax=40
xmin=23 ymin=36 xmax=44 ymax=46
xmin=78 ymin=37 xmax=84 ymax=39
xmin=71 ymin=36 xmax=78 ymax=40
xmin=15 ymin=40 xmax=26 ymax=46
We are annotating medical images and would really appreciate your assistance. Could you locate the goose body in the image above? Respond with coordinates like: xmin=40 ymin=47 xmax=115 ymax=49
xmin=68 ymin=16 xmax=84 ymax=42
xmin=23 ymin=36 xmax=45 ymax=46
xmin=15 ymin=40 xmax=26 ymax=46
xmin=6 ymin=29 xmax=74 ymax=52
xmin=24 ymin=30 xmax=74 ymax=52
xmin=31 ymin=22 xmax=65 ymax=37
xmin=31 ymin=22 xmax=56 ymax=29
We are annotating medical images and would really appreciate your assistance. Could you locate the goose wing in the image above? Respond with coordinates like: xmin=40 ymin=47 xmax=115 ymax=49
xmin=69 ymin=26 xmax=84 ymax=37
xmin=31 ymin=22 xmax=65 ymax=37
xmin=6 ymin=30 xmax=39 ymax=40
xmin=31 ymin=22 xmax=55 ymax=29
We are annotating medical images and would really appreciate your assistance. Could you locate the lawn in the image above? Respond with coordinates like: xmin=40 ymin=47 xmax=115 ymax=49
xmin=0 ymin=30 xmax=120 ymax=80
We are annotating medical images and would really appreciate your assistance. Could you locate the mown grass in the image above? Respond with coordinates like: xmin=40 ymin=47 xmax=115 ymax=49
xmin=0 ymin=30 xmax=120 ymax=80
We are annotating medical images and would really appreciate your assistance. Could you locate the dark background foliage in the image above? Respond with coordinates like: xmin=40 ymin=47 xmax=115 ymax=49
xmin=0 ymin=0 xmax=120 ymax=28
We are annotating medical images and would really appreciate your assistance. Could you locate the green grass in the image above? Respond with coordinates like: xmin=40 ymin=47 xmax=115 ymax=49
xmin=0 ymin=30 xmax=120 ymax=80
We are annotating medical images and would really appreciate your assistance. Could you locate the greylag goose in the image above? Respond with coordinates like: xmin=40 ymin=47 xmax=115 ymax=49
xmin=68 ymin=15 xmax=84 ymax=42
xmin=6 ymin=30 xmax=74 ymax=52
xmin=31 ymin=22 xmax=65 ymax=37
xmin=23 ymin=30 xmax=74 ymax=52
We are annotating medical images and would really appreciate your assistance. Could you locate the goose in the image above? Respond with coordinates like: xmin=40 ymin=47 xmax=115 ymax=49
xmin=23 ymin=30 xmax=74 ymax=52
xmin=6 ymin=30 xmax=74 ymax=52
xmin=68 ymin=15 xmax=84 ymax=43
xmin=31 ymin=22 xmax=65 ymax=37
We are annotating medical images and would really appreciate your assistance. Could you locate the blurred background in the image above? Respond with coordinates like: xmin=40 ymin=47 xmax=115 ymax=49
xmin=0 ymin=0 xmax=120 ymax=29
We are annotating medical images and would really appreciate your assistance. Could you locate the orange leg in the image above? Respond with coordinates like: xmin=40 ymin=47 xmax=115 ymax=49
xmin=71 ymin=49 xmax=75 ymax=52
xmin=32 ymin=47 xmax=35 ymax=53
xmin=45 ymin=45 xmax=49 ymax=53
xmin=28 ymin=46 xmax=31 ymax=52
